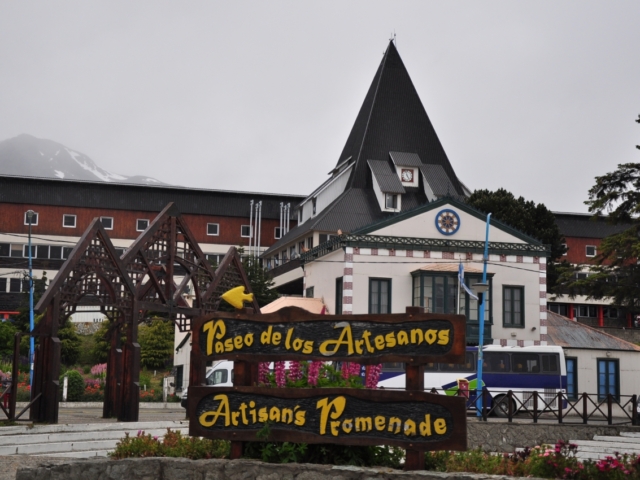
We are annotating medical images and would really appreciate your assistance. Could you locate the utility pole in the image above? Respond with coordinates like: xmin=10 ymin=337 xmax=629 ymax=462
xmin=26 ymin=210 xmax=35 ymax=389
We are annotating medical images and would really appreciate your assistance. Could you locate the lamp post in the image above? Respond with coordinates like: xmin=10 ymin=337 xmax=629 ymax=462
xmin=473 ymin=212 xmax=491 ymax=418
xmin=26 ymin=210 xmax=35 ymax=389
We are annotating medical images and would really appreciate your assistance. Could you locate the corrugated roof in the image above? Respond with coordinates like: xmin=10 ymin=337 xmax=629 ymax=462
xmin=420 ymin=164 xmax=460 ymax=198
xmin=554 ymin=212 xmax=631 ymax=239
xmin=368 ymin=160 xmax=406 ymax=194
xmin=389 ymin=152 xmax=422 ymax=167
xmin=0 ymin=175 xmax=304 ymax=220
xmin=546 ymin=311 xmax=640 ymax=351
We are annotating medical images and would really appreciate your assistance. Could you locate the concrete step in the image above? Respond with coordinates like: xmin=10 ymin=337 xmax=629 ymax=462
xmin=0 ymin=427 xmax=188 ymax=448
xmin=0 ymin=439 xmax=120 ymax=456
xmin=592 ymin=435 xmax=640 ymax=444
xmin=0 ymin=420 xmax=188 ymax=437
xmin=33 ymin=450 xmax=110 ymax=458
xmin=620 ymin=432 xmax=640 ymax=438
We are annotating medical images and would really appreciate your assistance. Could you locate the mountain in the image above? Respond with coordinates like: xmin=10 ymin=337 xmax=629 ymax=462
xmin=0 ymin=134 xmax=166 ymax=185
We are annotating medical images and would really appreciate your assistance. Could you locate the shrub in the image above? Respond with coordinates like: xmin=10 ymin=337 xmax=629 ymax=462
xmin=82 ymin=365 xmax=91 ymax=374
xmin=82 ymin=383 xmax=104 ymax=402
xmin=111 ymin=429 xmax=229 ymax=459
xmin=61 ymin=369 xmax=85 ymax=401
xmin=139 ymin=319 xmax=174 ymax=369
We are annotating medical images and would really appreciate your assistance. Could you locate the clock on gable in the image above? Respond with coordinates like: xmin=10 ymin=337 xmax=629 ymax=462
xmin=400 ymin=168 xmax=414 ymax=183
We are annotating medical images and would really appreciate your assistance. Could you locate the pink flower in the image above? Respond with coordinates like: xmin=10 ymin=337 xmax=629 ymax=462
xmin=258 ymin=362 xmax=270 ymax=384
xmin=350 ymin=363 xmax=361 ymax=377
xmin=287 ymin=361 xmax=302 ymax=382
xmin=275 ymin=362 xmax=286 ymax=387
xmin=342 ymin=363 xmax=351 ymax=380
xmin=365 ymin=364 xmax=382 ymax=389
xmin=307 ymin=361 xmax=322 ymax=386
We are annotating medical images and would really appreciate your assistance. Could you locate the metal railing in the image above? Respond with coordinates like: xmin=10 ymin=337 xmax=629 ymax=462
xmin=432 ymin=387 xmax=638 ymax=425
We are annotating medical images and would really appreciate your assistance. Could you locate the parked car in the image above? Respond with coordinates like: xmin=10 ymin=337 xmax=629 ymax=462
xmin=181 ymin=360 xmax=234 ymax=409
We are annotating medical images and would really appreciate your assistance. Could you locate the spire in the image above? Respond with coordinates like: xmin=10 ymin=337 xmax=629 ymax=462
xmin=336 ymin=41 xmax=464 ymax=195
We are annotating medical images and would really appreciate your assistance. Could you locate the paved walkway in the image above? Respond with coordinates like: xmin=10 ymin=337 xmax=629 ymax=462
xmin=57 ymin=406 xmax=186 ymax=424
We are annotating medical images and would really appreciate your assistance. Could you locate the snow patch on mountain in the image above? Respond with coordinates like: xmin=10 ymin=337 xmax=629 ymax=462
xmin=0 ymin=134 xmax=166 ymax=185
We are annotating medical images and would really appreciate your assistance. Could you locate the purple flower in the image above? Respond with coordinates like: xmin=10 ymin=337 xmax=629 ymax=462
xmin=275 ymin=361 xmax=286 ymax=387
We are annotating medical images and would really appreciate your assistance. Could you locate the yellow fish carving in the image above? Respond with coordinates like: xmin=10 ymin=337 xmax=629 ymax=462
xmin=221 ymin=286 xmax=254 ymax=309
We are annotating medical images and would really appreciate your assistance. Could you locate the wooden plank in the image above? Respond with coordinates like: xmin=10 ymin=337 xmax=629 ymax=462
xmin=192 ymin=307 xmax=466 ymax=364
xmin=188 ymin=386 xmax=467 ymax=451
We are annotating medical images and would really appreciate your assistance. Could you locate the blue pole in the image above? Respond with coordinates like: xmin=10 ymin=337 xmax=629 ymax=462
xmin=28 ymin=211 xmax=35 ymax=389
xmin=476 ymin=213 xmax=491 ymax=417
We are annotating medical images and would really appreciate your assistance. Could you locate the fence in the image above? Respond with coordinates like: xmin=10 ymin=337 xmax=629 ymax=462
xmin=434 ymin=387 xmax=639 ymax=425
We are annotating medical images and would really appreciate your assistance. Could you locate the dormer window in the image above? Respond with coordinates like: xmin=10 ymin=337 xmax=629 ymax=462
xmin=385 ymin=194 xmax=398 ymax=209
xmin=312 ymin=198 xmax=317 ymax=215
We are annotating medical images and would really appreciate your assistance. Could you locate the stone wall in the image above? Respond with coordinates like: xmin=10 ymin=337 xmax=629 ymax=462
xmin=467 ymin=419 xmax=640 ymax=452
xmin=73 ymin=322 xmax=101 ymax=335
xmin=16 ymin=457 xmax=546 ymax=480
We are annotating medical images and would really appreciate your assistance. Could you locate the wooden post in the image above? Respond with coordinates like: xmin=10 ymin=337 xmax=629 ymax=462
xmin=104 ymin=323 xmax=123 ymax=418
xmin=119 ymin=302 xmax=140 ymax=422
xmin=404 ymin=306 xmax=425 ymax=471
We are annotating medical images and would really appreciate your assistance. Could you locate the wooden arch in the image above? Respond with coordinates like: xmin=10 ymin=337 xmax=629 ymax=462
xmin=32 ymin=203 xmax=257 ymax=423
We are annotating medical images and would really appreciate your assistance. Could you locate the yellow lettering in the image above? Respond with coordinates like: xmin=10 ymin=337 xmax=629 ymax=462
xmin=199 ymin=394 xmax=230 ymax=427
xmin=239 ymin=403 xmax=248 ymax=425
xmin=203 ymin=320 xmax=226 ymax=356
xmin=397 ymin=330 xmax=409 ymax=345
xmin=434 ymin=418 xmax=447 ymax=435
xmin=388 ymin=417 xmax=401 ymax=434
xmin=224 ymin=338 xmax=233 ymax=352
xmin=272 ymin=332 xmax=282 ymax=345
xmin=282 ymin=408 xmax=293 ymax=424
xmin=355 ymin=417 xmax=372 ymax=432
xmin=258 ymin=407 xmax=268 ymax=422
xmin=419 ymin=414 xmax=432 ymax=436
xmin=404 ymin=419 xmax=417 ymax=436
xmin=302 ymin=340 xmax=314 ymax=354
xmin=330 ymin=420 xmax=340 ymax=436
xmin=215 ymin=342 xmax=224 ymax=354
xmin=374 ymin=416 xmax=386 ymax=431
xmin=316 ymin=396 xmax=346 ymax=435
xmin=231 ymin=411 xmax=240 ymax=426
xmin=269 ymin=406 xmax=281 ymax=422
xmin=385 ymin=332 xmax=396 ymax=348
xmin=285 ymin=328 xmax=294 ymax=349
xmin=234 ymin=335 xmax=243 ymax=350
xmin=355 ymin=339 xmax=364 ymax=354
xmin=293 ymin=338 xmax=303 ymax=351
xmin=342 ymin=418 xmax=353 ymax=433
xmin=319 ymin=323 xmax=354 ymax=356
xmin=362 ymin=330 xmax=375 ymax=353
xmin=244 ymin=333 xmax=254 ymax=347
xmin=374 ymin=335 xmax=385 ymax=350
xmin=424 ymin=329 xmax=437 ymax=345
xmin=260 ymin=325 xmax=273 ymax=344
xmin=437 ymin=329 xmax=449 ymax=345
xmin=411 ymin=329 xmax=423 ymax=345
xmin=294 ymin=408 xmax=306 ymax=426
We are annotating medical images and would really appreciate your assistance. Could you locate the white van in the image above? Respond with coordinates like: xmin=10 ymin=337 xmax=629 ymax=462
xmin=180 ymin=360 xmax=234 ymax=409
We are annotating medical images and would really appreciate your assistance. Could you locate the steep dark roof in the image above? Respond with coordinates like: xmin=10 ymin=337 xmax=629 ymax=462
xmin=546 ymin=311 xmax=640 ymax=351
xmin=389 ymin=151 xmax=422 ymax=167
xmin=0 ymin=175 xmax=304 ymax=220
xmin=554 ymin=212 xmax=631 ymax=239
xmin=420 ymin=164 xmax=459 ymax=198
xmin=336 ymin=41 xmax=464 ymax=195
xmin=368 ymin=160 xmax=405 ymax=194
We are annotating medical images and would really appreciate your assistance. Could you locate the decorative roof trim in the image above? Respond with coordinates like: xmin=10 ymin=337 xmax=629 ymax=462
xmin=300 ymin=233 xmax=550 ymax=265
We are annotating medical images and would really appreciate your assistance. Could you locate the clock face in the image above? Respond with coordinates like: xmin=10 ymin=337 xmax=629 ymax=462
xmin=435 ymin=209 xmax=461 ymax=236
xmin=401 ymin=169 xmax=414 ymax=182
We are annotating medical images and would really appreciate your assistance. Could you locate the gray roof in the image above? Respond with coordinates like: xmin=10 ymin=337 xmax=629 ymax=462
xmin=368 ymin=160 xmax=406 ymax=194
xmin=389 ymin=151 xmax=422 ymax=167
xmin=554 ymin=212 xmax=631 ymax=239
xmin=420 ymin=164 xmax=459 ymax=198
xmin=546 ymin=311 xmax=640 ymax=351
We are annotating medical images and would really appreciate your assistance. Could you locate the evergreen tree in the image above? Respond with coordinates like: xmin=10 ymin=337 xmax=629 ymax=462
xmin=138 ymin=318 xmax=174 ymax=369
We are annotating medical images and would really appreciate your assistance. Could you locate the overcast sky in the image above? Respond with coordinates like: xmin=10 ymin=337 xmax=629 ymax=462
xmin=1 ymin=2 xmax=639 ymax=213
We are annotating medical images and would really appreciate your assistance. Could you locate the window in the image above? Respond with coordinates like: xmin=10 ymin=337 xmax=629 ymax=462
xmin=0 ymin=244 xmax=8 ymax=257
xmin=63 ymin=214 xmax=76 ymax=228
xmin=114 ymin=247 xmax=126 ymax=257
xmin=503 ymin=286 xmax=524 ymax=327
xmin=289 ymin=246 xmax=296 ymax=259
xmin=100 ymin=217 xmax=113 ymax=230
xmin=369 ymin=278 xmax=391 ymax=314
xmin=175 ymin=365 xmax=183 ymax=392
xmin=207 ymin=369 xmax=228 ymax=386
xmin=385 ymin=194 xmax=398 ymax=209
xmin=586 ymin=245 xmax=597 ymax=257
xmin=335 ymin=277 xmax=343 ymax=315
xmin=274 ymin=227 xmax=282 ymax=239
xmin=483 ymin=352 xmax=510 ymax=373
xmin=566 ymin=358 xmax=578 ymax=400
xmin=241 ymin=225 xmax=251 ymax=238
xmin=0 ymin=278 xmax=6 ymax=292
xmin=413 ymin=273 xmax=491 ymax=321
xmin=10 ymin=245 xmax=22 ymax=258
xmin=312 ymin=197 xmax=317 ymax=215
xmin=561 ymin=244 xmax=567 ymax=256
xmin=36 ymin=245 xmax=49 ymax=259
xmin=512 ymin=353 xmax=540 ymax=373
xmin=206 ymin=254 xmax=223 ymax=265
xmin=207 ymin=223 xmax=219 ymax=236
xmin=439 ymin=352 xmax=476 ymax=372
xmin=23 ymin=245 xmax=35 ymax=258
xmin=597 ymin=358 xmax=619 ymax=401
xmin=63 ymin=247 xmax=73 ymax=259
xmin=578 ymin=305 xmax=597 ymax=318
xmin=50 ymin=246 xmax=62 ymax=259
xmin=281 ymin=250 xmax=288 ymax=262
xmin=305 ymin=286 xmax=314 ymax=298
xmin=298 ymin=241 xmax=305 ymax=253
xmin=9 ymin=278 xmax=22 ymax=293
xmin=541 ymin=354 xmax=559 ymax=373
xmin=24 ymin=211 xmax=38 ymax=226
xmin=136 ymin=219 xmax=149 ymax=232
xmin=306 ymin=237 xmax=313 ymax=250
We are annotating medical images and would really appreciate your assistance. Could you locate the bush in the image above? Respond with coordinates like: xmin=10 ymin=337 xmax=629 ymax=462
xmin=139 ymin=319 xmax=174 ymax=369
xmin=0 ymin=321 xmax=17 ymax=357
xmin=111 ymin=429 xmax=229 ymax=459
xmin=61 ymin=370 xmax=85 ymax=401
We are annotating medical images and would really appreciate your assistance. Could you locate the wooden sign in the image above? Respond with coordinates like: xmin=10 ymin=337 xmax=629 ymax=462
xmin=192 ymin=307 xmax=466 ymax=364
xmin=188 ymin=386 xmax=467 ymax=450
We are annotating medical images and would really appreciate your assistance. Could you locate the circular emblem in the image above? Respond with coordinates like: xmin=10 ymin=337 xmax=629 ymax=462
xmin=435 ymin=209 xmax=461 ymax=236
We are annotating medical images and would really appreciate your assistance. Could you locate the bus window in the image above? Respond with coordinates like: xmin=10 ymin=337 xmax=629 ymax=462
xmin=439 ymin=352 xmax=475 ymax=372
xmin=542 ymin=354 xmax=559 ymax=373
xmin=424 ymin=362 xmax=438 ymax=371
xmin=208 ymin=369 xmax=228 ymax=385
xmin=483 ymin=353 xmax=510 ymax=373
xmin=512 ymin=353 xmax=540 ymax=373
xmin=382 ymin=362 xmax=404 ymax=372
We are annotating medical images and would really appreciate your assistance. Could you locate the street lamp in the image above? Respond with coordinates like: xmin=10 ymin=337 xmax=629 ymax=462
xmin=474 ymin=212 xmax=491 ymax=418
xmin=26 ymin=210 xmax=35 ymax=390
